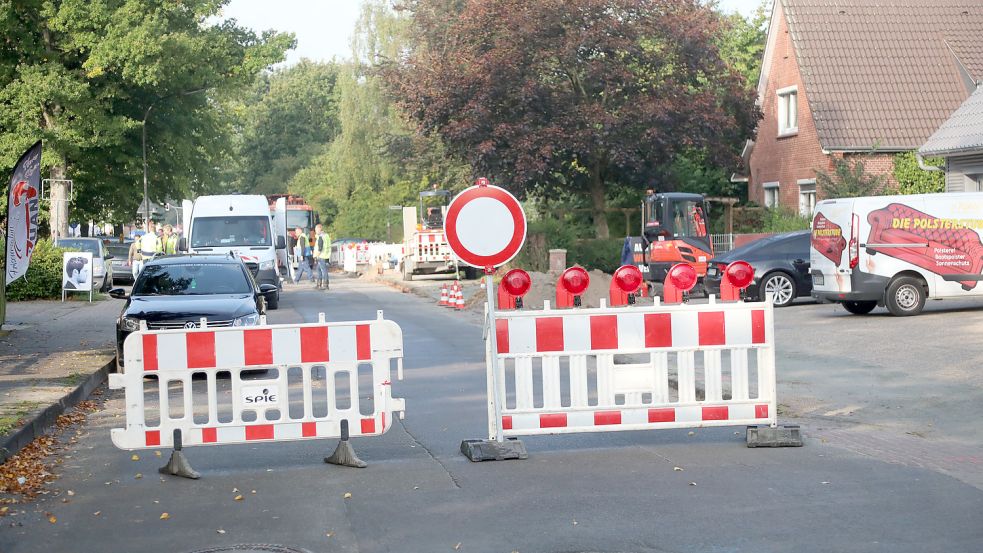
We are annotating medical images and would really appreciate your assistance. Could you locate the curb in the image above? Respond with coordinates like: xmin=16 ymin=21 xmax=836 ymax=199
xmin=0 ymin=358 xmax=113 ymax=464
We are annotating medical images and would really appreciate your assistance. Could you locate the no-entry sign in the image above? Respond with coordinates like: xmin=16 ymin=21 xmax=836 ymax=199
xmin=445 ymin=180 xmax=526 ymax=269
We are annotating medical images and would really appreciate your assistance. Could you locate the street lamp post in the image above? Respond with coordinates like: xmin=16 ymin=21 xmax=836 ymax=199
xmin=141 ymin=88 xmax=208 ymax=226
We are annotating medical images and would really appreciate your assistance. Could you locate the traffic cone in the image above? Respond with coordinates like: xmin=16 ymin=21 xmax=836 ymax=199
xmin=439 ymin=283 xmax=449 ymax=306
xmin=455 ymin=282 xmax=465 ymax=310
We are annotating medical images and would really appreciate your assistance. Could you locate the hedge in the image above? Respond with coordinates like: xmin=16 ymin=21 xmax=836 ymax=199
xmin=1 ymin=238 xmax=69 ymax=300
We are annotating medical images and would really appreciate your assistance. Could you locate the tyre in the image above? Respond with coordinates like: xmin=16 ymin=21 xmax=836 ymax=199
xmin=759 ymin=272 xmax=797 ymax=307
xmin=842 ymin=300 xmax=877 ymax=315
xmin=266 ymin=290 xmax=279 ymax=310
xmin=885 ymin=276 xmax=925 ymax=316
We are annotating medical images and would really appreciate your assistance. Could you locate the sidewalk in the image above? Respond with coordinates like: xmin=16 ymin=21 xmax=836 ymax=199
xmin=0 ymin=297 xmax=119 ymax=462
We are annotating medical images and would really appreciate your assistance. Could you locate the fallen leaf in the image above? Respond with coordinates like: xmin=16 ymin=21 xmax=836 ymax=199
xmin=0 ymin=507 xmax=8 ymax=515
xmin=67 ymin=490 xmax=75 ymax=496
xmin=234 ymin=495 xmax=243 ymax=501
xmin=93 ymin=511 xmax=101 ymax=516
xmin=326 ymin=531 xmax=335 ymax=538
xmin=673 ymin=466 xmax=683 ymax=472
xmin=687 ymin=431 xmax=695 ymax=436
xmin=159 ymin=512 xmax=170 ymax=520
xmin=135 ymin=473 xmax=143 ymax=479
xmin=217 ymin=529 xmax=226 ymax=534
xmin=343 ymin=492 xmax=352 ymax=499
xmin=131 ymin=454 xmax=140 ymax=461
xmin=48 ymin=515 xmax=57 ymax=524
xmin=232 ymin=487 xmax=239 ymax=493
xmin=250 ymin=490 xmax=256 ymax=494
xmin=155 ymin=451 xmax=162 ymax=457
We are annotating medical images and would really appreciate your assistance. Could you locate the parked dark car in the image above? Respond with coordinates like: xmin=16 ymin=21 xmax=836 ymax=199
xmin=106 ymin=240 xmax=134 ymax=284
xmin=111 ymin=255 xmax=277 ymax=372
xmin=704 ymin=231 xmax=812 ymax=307
xmin=55 ymin=237 xmax=114 ymax=292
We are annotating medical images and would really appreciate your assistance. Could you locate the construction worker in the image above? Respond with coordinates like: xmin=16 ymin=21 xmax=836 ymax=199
xmin=128 ymin=239 xmax=143 ymax=280
xmin=158 ymin=224 xmax=178 ymax=255
xmin=139 ymin=221 xmax=159 ymax=261
xmin=313 ymin=223 xmax=331 ymax=290
xmin=293 ymin=227 xmax=315 ymax=284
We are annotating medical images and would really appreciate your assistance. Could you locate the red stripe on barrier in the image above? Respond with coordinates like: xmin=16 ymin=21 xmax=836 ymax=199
xmin=302 ymin=422 xmax=317 ymax=437
xmin=644 ymin=313 xmax=672 ymax=348
xmin=539 ymin=413 xmax=567 ymax=428
xmin=143 ymin=334 xmax=158 ymax=371
xmin=590 ymin=315 xmax=619 ymax=350
xmin=382 ymin=412 xmax=386 ymax=433
xmin=648 ymin=408 xmax=675 ymax=423
xmin=145 ymin=430 xmax=160 ymax=446
xmin=502 ymin=416 xmax=512 ymax=430
xmin=594 ymin=410 xmax=622 ymax=425
xmin=702 ymin=406 xmax=729 ymax=421
xmin=496 ymin=319 xmax=510 ymax=353
xmin=356 ymin=325 xmax=372 ymax=361
xmin=755 ymin=404 xmax=769 ymax=418
xmin=202 ymin=427 xmax=217 ymax=443
xmin=245 ymin=424 xmax=274 ymax=440
xmin=752 ymin=310 xmax=766 ymax=344
xmin=186 ymin=331 xmax=216 ymax=369
xmin=698 ymin=312 xmax=726 ymax=346
xmin=535 ymin=317 xmax=564 ymax=352
xmin=361 ymin=418 xmax=376 ymax=434
xmin=244 ymin=329 xmax=273 ymax=366
xmin=300 ymin=326 xmax=329 ymax=363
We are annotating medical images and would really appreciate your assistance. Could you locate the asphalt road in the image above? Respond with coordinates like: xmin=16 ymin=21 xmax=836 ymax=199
xmin=3 ymin=278 xmax=983 ymax=553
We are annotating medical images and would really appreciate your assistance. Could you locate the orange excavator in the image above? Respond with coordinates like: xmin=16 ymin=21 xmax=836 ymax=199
xmin=623 ymin=191 xmax=714 ymax=283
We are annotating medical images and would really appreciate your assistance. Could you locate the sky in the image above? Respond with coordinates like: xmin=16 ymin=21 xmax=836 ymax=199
xmin=221 ymin=0 xmax=768 ymax=66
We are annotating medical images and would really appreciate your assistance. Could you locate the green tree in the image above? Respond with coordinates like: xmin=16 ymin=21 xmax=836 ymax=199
xmin=893 ymin=151 xmax=945 ymax=195
xmin=717 ymin=1 xmax=769 ymax=86
xmin=386 ymin=0 xmax=759 ymax=239
xmin=0 ymin=1 xmax=293 ymax=233
xmin=816 ymin=155 xmax=886 ymax=199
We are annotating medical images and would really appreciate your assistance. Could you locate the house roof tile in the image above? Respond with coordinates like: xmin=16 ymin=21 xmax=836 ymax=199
xmin=782 ymin=0 xmax=983 ymax=151
xmin=919 ymin=85 xmax=983 ymax=157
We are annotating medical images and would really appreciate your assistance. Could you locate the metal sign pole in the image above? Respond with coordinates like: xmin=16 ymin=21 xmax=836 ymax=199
xmin=485 ymin=270 xmax=504 ymax=443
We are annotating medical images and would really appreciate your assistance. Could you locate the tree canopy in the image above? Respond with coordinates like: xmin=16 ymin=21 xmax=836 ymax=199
xmin=385 ymin=0 xmax=760 ymax=238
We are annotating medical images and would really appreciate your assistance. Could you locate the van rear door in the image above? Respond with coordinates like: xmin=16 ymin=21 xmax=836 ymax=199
xmin=811 ymin=199 xmax=853 ymax=294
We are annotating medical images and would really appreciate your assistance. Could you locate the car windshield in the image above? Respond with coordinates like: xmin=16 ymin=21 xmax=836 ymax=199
xmin=56 ymin=239 xmax=100 ymax=254
xmin=191 ymin=216 xmax=271 ymax=248
xmin=132 ymin=263 xmax=252 ymax=296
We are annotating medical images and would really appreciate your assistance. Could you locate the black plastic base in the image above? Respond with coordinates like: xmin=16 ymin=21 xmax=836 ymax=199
xmin=460 ymin=438 xmax=528 ymax=462
xmin=746 ymin=425 xmax=804 ymax=448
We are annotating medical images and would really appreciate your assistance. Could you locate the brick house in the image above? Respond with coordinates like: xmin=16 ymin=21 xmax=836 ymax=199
xmin=745 ymin=0 xmax=983 ymax=214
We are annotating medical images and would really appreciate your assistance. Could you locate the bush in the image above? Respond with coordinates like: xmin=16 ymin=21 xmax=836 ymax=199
xmin=893 ymin=151 xmax=945 ymax=195
xmin=759 ymin=207 xmax=811 ymax=233
xmin=3 ymin=239 xmax=68 ymax=300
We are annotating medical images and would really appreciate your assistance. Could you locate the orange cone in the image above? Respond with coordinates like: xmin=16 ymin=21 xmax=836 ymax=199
xmin=439 ymin=283 xmax=449 ymax=306
xmin=456 ymin=283 xmax=465 ymax=310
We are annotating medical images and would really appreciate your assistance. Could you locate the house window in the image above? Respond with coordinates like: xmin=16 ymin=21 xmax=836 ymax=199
xmin=777 ymin=85 xmax=798 ymax=136
xmin=968 ymin=174 xmax=983 ymax=193
xmin=763 ymin=182 xmax=779 ymax=208
xmin=798 ymin=179 xmax=816 ymax=216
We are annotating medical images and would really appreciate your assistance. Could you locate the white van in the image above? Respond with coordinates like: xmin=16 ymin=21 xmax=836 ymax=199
xmin=180 ymin=195 xmax=286 ymax=309
xmin=810 ymin=192 xmax=983 ymax=316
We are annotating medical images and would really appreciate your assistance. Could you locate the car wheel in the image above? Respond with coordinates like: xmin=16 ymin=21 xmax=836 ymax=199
xmin=266 ymin=290 xmax=279 ymax=310
xmin=759 ymin=272 xmax=796 ymax=307
xmin=885 ymin=276 xmax=925 ymax=316
xmin=842 ymin=300 xmax=877 ymax=315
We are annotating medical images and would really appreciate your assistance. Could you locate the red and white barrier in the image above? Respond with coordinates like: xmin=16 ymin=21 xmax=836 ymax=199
xmin=109 ymin=312 xmax=405 ymax=456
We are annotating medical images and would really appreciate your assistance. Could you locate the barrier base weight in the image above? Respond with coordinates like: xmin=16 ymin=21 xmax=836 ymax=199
xmin=746 ymin=425 xmax=803 ymax=448
xmin=159 ymin=450 xmax=201 ymax=479
xmin=460 ymin=438 xmax=528 ymax=462
xmin=325 ymin=439 xmax=367 ymax=468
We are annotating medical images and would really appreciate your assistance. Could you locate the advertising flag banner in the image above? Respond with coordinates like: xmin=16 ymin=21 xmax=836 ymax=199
xmin=5 ymin=141 xmax=42 ymax=283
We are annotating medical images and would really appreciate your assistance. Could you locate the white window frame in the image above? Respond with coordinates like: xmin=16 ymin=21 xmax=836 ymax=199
xmin=777 ymin=85 xmax=798 ymax=137
xmin=763 ymin=181 xmax=780 ymax=208
xmin=797 ymin=179 xmax=816 ymax=216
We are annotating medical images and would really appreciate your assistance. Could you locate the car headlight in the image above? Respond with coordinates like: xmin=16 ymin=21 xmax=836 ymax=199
xmin=233 ymin=313 xmax=260 ymax=327
xmin=120 ymin=317 xmax=143 ymax=331
xmin=259 ymin=260 xmax=275 ymax=271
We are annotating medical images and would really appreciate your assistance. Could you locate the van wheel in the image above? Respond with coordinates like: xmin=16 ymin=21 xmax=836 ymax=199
xmin=760 ymin=272 xmax=796 ymax=307
xmin=842 ymin=300 xmax=877 ymax=315
xmin=266 ymin=291 xmax=279 ymax=310
xmin=885 ymin=276 xmax=925 ymax=316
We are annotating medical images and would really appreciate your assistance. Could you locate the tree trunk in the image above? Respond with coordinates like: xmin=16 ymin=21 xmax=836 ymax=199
xmin=589 ymin=164 xmax=609 ymax=239
xmin=49 ymin=164 xmax=70 ymax=239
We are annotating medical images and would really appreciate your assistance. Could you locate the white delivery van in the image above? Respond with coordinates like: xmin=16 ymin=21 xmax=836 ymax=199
xmin=810 ymin=192 xmax=983 ymax=316
xmin=180 ymin=195 xmax=287 ymax=309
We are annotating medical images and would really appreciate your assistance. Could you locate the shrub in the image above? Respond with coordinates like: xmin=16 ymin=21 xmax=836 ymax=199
xmin=3 ymin=239 xmax=68 ymax=300
xmin=759 ymin=207 xmax=811 ymax=233
xmin=893 ymin=151 xmax=945 ymax=195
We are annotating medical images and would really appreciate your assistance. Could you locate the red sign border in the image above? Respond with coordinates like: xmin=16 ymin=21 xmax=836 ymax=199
xmin=445 ymin=185 xmax=526 ymax=269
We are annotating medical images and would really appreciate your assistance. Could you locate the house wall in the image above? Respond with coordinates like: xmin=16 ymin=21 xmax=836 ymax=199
xmin=945 ymin=153 xmax=983 ymax=192
xmin=749 ymin=3 xmax=897 ymax=210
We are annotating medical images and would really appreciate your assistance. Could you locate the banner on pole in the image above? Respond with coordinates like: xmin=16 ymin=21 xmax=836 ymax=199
xmin=5 ymin=141 xmax=42 ymax=283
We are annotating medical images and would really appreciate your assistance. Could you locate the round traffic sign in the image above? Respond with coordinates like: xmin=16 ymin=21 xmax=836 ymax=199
xmin=445 ymin=181 xmax=526 ymax=269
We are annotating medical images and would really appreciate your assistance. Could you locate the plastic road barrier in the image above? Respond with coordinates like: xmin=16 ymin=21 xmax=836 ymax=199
xmin=109 ymin=312 xmax=404 ymax=477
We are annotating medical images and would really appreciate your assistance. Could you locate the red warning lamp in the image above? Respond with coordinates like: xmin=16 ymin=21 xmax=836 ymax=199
xmin=724 ymin=261 xmax=754 ymax=289
xmin=667 ymin=263 xmax=697 ymax=292
xmin=613 ymin=265 xmax=644 ymax=293
xmin=501 ymin=269 xmax=532 ymax=297
xmin=560 ymin=267 xmax=590 ymax=295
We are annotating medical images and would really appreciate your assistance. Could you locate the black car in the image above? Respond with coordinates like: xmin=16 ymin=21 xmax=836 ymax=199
xmin=111 ymin=255 xmax=278 ymax=372
xmin=704 ymin=231 xmax=812 ymax=307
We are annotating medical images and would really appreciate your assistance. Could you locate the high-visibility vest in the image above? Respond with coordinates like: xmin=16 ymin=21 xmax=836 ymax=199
xmin=315 ymin=233 xmax=331 ymax=259
xmin=158 ymin=234 xmax=178 ymax=254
